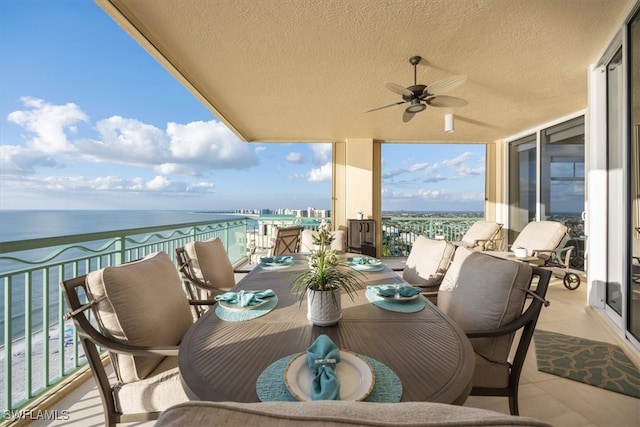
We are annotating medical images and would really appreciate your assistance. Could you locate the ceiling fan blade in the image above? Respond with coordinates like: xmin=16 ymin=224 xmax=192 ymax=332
xmin=402 ymin=110 xmax=417 ymax=123
xmin=426 ymin=95 xmax=468 ymax=108
xmin=425 ymin=75 xmax=468 ymax=96
xmin=384 ymin=82 xmax=413 ymax=97
xmin=366 ymin=100 xmax=408 ymax=113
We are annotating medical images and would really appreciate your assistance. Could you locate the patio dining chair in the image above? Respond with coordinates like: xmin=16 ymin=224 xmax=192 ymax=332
xmin=269 ymin=225 xmax=304 ymax=256
xmin=300 ymin=228 xmax=346 ymax=253
xmin=435 ymin=247 xmax=551 ymax=415
xmin=176 ymin=237 xmax=236 ymax=317
xmin=402 ymin=236 xmax=455 ymax=303
xmin=60 ymin=251 xmax=210 ymax=426
xmin=451 ymin=220 xmax=503 ymax=251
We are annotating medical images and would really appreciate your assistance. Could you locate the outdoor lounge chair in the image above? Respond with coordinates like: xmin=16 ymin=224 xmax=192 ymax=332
xmin=451 ymin=220 xmax=503 ymax=251
xmin=435 ymin=247 xmax=551 ymax=415
xmin=60 ymin=251 xmax=211 ymax=426
xmin=176 ymin=237 xmax=236 ymax=317
xmin=488 ymin=220 xmax=580 ymax=290
xmin=269 ymin=225 xmax=304 ymax=256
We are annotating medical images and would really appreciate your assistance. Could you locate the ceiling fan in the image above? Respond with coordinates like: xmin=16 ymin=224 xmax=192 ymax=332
xmin=367 ymin=56 xmax=468 ymax=122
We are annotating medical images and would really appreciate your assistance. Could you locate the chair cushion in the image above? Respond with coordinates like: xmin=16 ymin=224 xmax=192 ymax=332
xmin=460 ymin=221 xmax=501 ymax=248
xmin=403 ymin=236 xmax=455 ymax=288
xmin=438 ymin=247 xmax=533 ymax=363
xmin=156 ymin=401 xmax=552 ymax=426
xmin=113 ymin=356 xmax=190 ymax=414
xmin=473 ymin=352 xmax=510 ymax=389
xmin=184 ymin=237 xmax=235 ymax=288
xmin=511 ymin=221 xmax=567 ymax=259
xmin=301 ymin=229 xmax=346 ymax=253
xmin=86 ymin=251 xmax=193 ymax=383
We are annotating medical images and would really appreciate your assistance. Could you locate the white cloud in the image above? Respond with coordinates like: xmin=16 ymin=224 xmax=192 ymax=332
xmin=0 ymin=145 xmax=60 ymax=174
xmin=308 ymin=162 xmax=331 ymax=182
xmin=167 ymin=120 xmax=259 ymax=170
xmin=286 ymin=152 xmax=303 ymax=163
xmin=7 ymin=97 xmax=88 ymax=153
xmin=2 ymin=98 xmax=260 ymax=178
xmin=0 ymin=174 xmax=214 ymax=194
xmin=310 ymin=143 xmax=331 ymax=165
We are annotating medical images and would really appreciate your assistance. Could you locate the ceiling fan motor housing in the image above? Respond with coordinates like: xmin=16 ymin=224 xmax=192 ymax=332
xmin=403 ymin=84 xmax=428 ymax=101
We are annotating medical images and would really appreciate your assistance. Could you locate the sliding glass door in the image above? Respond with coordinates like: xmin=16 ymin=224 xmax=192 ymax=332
xmin=541 ymin=116 xmax=585 ymax=270
xmin=508 ymin=135 xmax=537 ymax=244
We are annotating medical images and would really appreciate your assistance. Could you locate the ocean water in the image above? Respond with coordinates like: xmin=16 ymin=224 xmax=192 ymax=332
xmin=0 ymin=210 xmax=246 ymax=342
xmin=0 ymin=210 xmax=239 ymax=241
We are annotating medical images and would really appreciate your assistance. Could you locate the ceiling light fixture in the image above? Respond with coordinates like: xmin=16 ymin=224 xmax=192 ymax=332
xmin=445 ymin=113 xmax=454 ymax=133
xmin=405 ymin=99 xmax=426 ymax=114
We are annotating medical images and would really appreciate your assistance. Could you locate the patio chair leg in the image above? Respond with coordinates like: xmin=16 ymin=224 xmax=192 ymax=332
xmin=508 ymin=392 xmax=519 ymax=416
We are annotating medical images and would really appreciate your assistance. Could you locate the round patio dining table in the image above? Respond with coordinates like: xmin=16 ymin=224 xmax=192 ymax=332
xmin=178 ymin=253 xmax=474 ymax=404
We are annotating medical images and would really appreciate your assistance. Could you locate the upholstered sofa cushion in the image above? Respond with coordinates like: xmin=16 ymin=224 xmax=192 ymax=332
xmin=155 ymin=401 xmax=552 ymax=426
xmin=403 ymin=236 xmax=455 ymax=288
xmin=184 ymin=237 xmax=235 ymax=288
xmin=438 ymin=247 xmax=533 ymax=363
xmin=511 ymin=221 xmax=567 ymax=259
xmin=85 ymin=251 xmax=193 ymax=383
xmin=300 ymin=229 xmax=346 ymax=252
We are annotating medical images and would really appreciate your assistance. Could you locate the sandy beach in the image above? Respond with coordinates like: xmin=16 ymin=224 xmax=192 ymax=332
xmin=1 ymin=322 xmax=86 ymax=410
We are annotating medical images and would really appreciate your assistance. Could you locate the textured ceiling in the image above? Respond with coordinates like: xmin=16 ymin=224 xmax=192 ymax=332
xmin=98 ymin=0 xmax=631 ymax=143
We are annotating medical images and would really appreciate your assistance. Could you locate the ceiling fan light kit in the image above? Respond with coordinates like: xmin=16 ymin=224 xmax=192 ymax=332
xmin=367 ymin=55 xmax=468 ymax=121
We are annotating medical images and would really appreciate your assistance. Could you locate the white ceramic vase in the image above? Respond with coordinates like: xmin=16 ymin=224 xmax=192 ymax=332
xmin=307 ymin=289 xmax=342 ymax=326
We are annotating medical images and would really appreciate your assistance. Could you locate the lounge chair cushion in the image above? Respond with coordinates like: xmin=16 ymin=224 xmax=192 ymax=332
xmin=86 ymin=251 xmax=193 ymax=383
xmin=156 ymin=401 xmax=552 ymax=426
xmin=403 ymin=236 xmax=455 ymax=289
xmin=438 ymin=247 xmax=533 ymax=363
xmin=184 ymin=237 xmax=235 ymax=288
xmin=458 ymin=220 xmax=501 ymax=249
xmin=511 ymin=220 xmax=567 ymax=259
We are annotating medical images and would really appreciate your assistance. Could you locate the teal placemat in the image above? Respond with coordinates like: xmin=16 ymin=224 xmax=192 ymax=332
xmin=214 ymin=295 xmax=278 ymax=321
xmin=256 ymin=353 xmax=402 ymax=402
xmin=365 ymin=288 xmax=425 ymax=313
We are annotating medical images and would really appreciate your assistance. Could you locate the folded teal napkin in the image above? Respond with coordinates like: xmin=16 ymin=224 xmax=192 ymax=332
xmin=261 ymin=256 xmax=293 ymax=264
xmin=214 ymin=289 xmax=275 ymax=307
xmin=306 ymin=335 xmax=341 ymax=400
xmin=347 ymin=257 xmax=381 ymax=265
xmin=368 ymin=284 xmax=421 ymax=298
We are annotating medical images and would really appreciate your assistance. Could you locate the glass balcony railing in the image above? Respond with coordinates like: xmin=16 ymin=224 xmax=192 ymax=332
xmin=0 ymin=217 xmax=249 ymax=414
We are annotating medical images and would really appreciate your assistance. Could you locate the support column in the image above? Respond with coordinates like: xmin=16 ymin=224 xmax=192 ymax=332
xmin=332 ymin=139 xmax=382 ymax=256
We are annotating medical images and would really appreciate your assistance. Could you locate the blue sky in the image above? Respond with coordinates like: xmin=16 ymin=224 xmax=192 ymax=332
xmin=0 ymin=1 xmax=485 ymax=212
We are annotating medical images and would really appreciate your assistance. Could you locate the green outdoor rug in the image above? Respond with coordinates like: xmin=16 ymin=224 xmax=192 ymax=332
xmin=533 ymin=330 xmax=640 ymax=398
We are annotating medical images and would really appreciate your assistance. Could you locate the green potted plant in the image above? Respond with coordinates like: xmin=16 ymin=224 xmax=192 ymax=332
xmin=291 ymin=227 xmax=363 ymax=326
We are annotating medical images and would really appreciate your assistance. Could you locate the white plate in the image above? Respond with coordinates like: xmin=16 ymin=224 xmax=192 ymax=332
xmin=218 ymin=298 xmax=270 ymax=311
xmin=284 ymin=350 xmax=375 ymax=401
xmin=379 ymin=293 xmax=420 ymax=302
xmin=349 ymin=262 xmax=384 ymax=271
